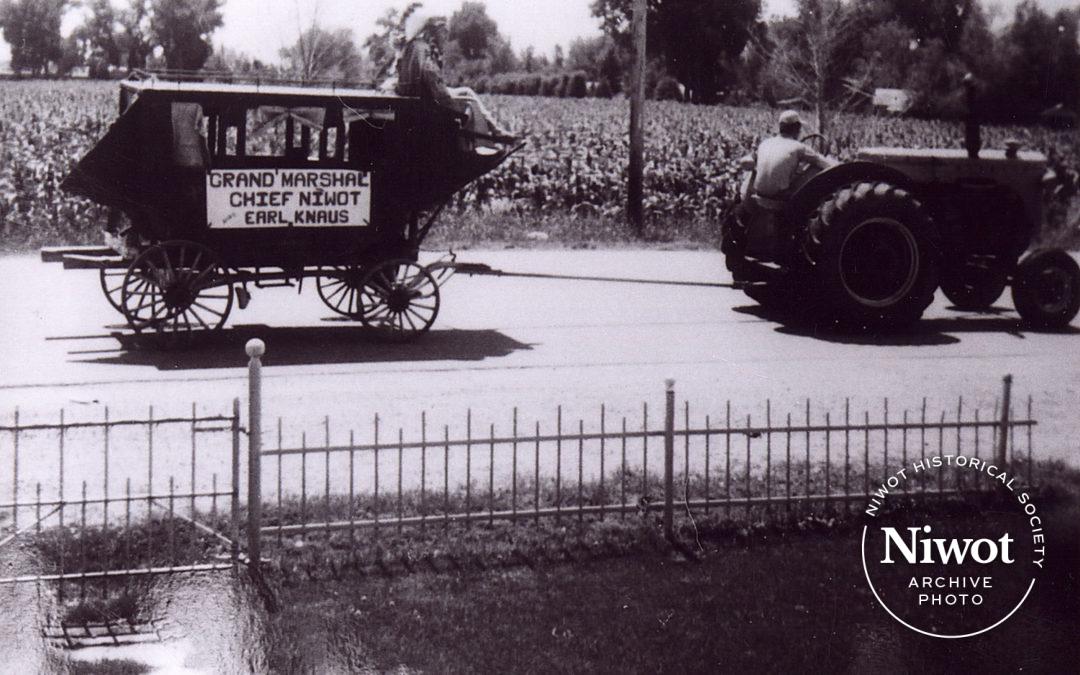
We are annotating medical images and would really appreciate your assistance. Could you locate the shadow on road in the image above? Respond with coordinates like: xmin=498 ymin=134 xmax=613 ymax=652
xmin=67 ymin=325 xmax=533 ymax=370
xmin=734 ymin=304 xmax=1080 ymax=346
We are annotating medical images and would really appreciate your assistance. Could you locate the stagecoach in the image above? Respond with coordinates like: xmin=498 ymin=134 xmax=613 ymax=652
xmin=43 ymin=72 xmax=522 ymax=342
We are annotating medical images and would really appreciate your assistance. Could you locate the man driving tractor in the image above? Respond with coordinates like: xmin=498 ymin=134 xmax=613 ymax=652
xmin=727 ymin=110 xmax=837 ymax=262
xmin=751 ymin=110 xmax=837 ymax=204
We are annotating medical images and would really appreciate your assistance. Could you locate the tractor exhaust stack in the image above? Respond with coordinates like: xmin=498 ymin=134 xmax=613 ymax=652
xmin=964 ymin=73 xmax=981 ymax=159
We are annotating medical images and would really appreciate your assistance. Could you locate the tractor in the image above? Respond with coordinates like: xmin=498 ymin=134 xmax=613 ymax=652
xmin=722 ymin=80 xmax=1080 ymax=331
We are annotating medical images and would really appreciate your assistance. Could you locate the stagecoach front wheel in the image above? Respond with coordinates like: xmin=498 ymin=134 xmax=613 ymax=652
xmin=358 ymin=260 xmax=441 ymax=342
xmin=316 ymin=266 xmax=368 ymax=319
xmin=120 ymin=240 xmax=233 ymax=338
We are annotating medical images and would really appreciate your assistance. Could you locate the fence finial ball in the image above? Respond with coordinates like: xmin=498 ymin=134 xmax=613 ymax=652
xmin=246 ymin=339 xmax=266 ymax=359
xmin=665 ymin=378 xmax=675 ymax=391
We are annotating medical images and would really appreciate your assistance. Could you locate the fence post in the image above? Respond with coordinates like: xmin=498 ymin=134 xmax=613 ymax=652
xmin=230 ymin=397 xmax=241 ymax=568
xmin=246 ymin=339 xmax=265 ymax=572
xmin=996 ymin=374 xmax=1012 ymax=468
xmin=663 ymin=379 xmax=675 ymax=540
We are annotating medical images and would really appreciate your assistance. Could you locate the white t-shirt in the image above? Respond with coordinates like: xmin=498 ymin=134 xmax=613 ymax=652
xmin=752 ymin=136 xmax=832 ymax=198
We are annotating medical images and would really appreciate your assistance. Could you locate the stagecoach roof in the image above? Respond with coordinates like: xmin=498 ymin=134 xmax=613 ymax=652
xmin=120 ymin=78 xmax=402 ymax=100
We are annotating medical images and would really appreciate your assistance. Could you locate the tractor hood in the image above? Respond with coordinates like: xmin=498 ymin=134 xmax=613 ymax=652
xmin=855 ymin=147 xmax=1048 ymax=187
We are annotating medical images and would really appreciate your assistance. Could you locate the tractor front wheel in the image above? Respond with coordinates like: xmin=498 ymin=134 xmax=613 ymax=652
xmin=940 ymin=256 xmax=1009 ymax=311
xmin=1011 ymin=249 xmax=1080 ymax=330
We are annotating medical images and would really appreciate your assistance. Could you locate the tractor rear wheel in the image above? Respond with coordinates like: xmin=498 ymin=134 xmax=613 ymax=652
xmin=940 ymin=256 xmax=1009 ymax=310
xmin=804 ymin=181 xmax=939 ymax=330
xmin=1011 ymin=249 xmax=1080 ymax=330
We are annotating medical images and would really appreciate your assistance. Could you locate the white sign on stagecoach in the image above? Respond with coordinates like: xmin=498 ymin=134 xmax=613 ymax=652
xmin=206 ymin=169 xmax=373 ymax=229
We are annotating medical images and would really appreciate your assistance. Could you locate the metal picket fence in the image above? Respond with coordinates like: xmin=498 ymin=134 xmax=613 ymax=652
xmin=0 ymin=339 xmax=1038 ymax=591
xmin=0 ymin=401 xmax=243 ymax=597
xmin=246 ymin=344 xmax=1035 ymax=553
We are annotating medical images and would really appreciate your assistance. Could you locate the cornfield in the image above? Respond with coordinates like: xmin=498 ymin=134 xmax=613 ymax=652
xmin=1 ymin=79 xmax=1077 ymax=249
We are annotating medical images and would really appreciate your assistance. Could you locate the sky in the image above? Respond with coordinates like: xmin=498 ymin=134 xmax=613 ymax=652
xmin=216 ymin=0 xmax=602 ymax=62
xmin=0 ymin=0 xmax=1076 ymax=70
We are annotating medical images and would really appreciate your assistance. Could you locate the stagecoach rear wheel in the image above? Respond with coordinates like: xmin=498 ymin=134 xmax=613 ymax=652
xmin=358 ymin=260 xmax=441 ymax=342
xmin=99 ymin=268 xmax=127 ymax=313
xmin=316 ymin=267 xmax=368 ymax=319
xmin=120 ymin=240 xmax=233 ymax=337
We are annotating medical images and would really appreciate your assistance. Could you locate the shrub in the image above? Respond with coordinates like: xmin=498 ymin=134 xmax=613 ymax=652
xmin=557 ymin=74 xmax=570 ymax=98
xmin=653 ymin=76 xmax=683 ymax=102
xmin=523 ymin=74 xmax=542 ymax=96
xmin=568 ymin=71 xmax=588 ymax=99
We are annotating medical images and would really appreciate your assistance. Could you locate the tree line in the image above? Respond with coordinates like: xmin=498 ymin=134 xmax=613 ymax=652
xmin=1 ymin=0 xmax=1077 ymax=125
xmin=0 ymin=0 xmax=223 ymax=76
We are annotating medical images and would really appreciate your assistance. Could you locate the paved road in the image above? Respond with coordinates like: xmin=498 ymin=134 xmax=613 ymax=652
xmin=2 ymin=250 xmax=1078 ymax=464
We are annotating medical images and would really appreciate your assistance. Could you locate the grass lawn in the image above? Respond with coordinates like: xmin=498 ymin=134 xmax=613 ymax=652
xmin=265 ymin=503 xmax=1080 ymax=673
xmin=42 ymin=467 xmax=1079 ymax=673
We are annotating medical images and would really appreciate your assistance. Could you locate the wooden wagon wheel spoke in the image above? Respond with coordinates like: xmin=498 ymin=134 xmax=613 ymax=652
xmin=124 ymin=287 xmax=162 ymax=298
xmin=323 ymin=281 xmax=350 ymax=302
xmin=334 ymin=288 xmax=357 ymax=311
xmin=406 ymin=299 xmax=438 ymax=310
xmin=405 ymin=306 xmax=435 ymax=324
xmin=188 ymin=264 xmax=218 ymax=290
xmin=129 ymin=286 xmax=162 ymax=317
xmin=321 ymin=277 xmax=346 ymax=293
xmin=367 ymin=274 xmax=394 ymax=297
xmin=363 ymin=303 xmax=393 ymax=320
xmin=126 ymin=278 xmax=152 ymax=296
xmin=183 ymin=308 xmax=211 ymax=331
xmin=191 ymin=300 xmax=228 ymax=317
xmin=187 ymin=267 xmax=211 ymax=289
xmin=141 ymin=256 xmax=162 ymax=282
xmin=157 ymin=247 xmax=175 ymax=281
xmin=330 ymin=283 xmax=357 ymax=307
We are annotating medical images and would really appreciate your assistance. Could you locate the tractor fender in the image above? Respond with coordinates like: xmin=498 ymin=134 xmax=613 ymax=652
xmin=784 ymin=161 xmax=922 ymax=226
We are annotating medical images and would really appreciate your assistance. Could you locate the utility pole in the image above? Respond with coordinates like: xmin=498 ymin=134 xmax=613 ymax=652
xmin=627 ymin=0 xmax=647 ymax=236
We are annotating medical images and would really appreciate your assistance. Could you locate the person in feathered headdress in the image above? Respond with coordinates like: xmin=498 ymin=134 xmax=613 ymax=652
xmin=394 ymin=9 xmax=517 ymax=145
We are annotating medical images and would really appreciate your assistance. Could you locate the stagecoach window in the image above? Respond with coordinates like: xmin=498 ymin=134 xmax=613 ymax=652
xmin=245 ymin=106 xmax=327 ymax=160
xmin=246 ymin=107 xmax=288 ymax=156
